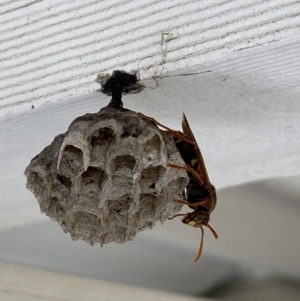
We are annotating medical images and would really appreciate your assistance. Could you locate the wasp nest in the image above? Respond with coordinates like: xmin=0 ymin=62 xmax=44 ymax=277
xmin=25 ymin=107 xmax=189 ymax=245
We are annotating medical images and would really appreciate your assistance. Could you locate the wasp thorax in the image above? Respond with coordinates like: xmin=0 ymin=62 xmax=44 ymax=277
xmin=25 ymin=107 xmax=189 ymax=246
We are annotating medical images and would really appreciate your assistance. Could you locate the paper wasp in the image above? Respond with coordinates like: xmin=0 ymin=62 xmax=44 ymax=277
xmin=138 ymin=112 xmax=218 ymax=262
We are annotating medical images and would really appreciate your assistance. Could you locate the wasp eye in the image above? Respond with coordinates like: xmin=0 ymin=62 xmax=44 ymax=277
xmin=187 ymin=220 xmax=197 ymax=227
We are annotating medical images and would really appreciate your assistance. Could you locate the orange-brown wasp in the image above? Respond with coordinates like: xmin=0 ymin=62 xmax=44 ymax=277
xmin=138 ymin=112 xmax=218 ymax=262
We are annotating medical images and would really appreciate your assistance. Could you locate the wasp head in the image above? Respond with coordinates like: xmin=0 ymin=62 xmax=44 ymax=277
xmin=182 ymin=209 xmax=210 ymax=228
xmin=181 ymin=209 xmax=218 ymax=262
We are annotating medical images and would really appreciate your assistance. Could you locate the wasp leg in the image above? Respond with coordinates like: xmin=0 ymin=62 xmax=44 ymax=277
xmin=137 ymin=112 xmax=174 ymax=131
xmin=167 ymin=163 xmax=205 ymax=186
xmin=164 ymin=130 xmax=196 ymax=146
xmin=173 ymin=199 xmax=206 ymax=207
xmin=173 ymin=199 xmax=190 ymax=206
xmin=137 ymin=112 xmax=196 ymax=146
xmin=168 ymin=213 xmax=186 ymax=220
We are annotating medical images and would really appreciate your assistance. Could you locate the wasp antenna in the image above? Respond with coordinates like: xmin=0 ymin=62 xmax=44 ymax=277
xmin=194 ymin=226 xmax=205 ymax=262
xmin=206 ymin=223 xmax=218 ymax=239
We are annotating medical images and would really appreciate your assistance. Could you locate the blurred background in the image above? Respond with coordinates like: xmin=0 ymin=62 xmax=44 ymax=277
xmin=1 ymin=1 xmax=300 ymax=300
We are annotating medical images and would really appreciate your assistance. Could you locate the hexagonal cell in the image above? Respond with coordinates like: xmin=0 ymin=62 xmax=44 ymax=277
xmin=142 ymin=134 xmax=162 ymax=165
xmin=140 ymin=165 xmax=165 ymax=193
xmin=90 ymin=127 xmax=114 ymax=165
xmin=134 ymin=193 xmax=156 ymax=223
xmin=59 ymin=145 xmax=84 ymax=178
xmin=120 ymin=125 xmax=141 ymax=138
xmin=81 ymin=166 xmax=105 ymax=187
xmin=56 ymin=174 xmax=72 ymax=189
xmin=107 ymin=194 xmax=132 ymax=215
xmin=110 ymin=175 xmax=133 ymax=198
xmin=113 ymin=155 xmax=136 ymax=174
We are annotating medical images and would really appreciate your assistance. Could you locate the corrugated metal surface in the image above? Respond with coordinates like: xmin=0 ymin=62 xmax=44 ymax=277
xmin=1 ymin=0 xmax=300 ymax=116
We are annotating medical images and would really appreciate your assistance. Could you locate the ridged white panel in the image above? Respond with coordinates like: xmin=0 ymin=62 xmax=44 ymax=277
xmin=1 ymin=0 xmax=300 ymax=116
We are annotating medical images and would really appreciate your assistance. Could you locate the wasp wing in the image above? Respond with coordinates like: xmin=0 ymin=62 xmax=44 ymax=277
xmin=182 ymin=113 xmax=212 ymax=191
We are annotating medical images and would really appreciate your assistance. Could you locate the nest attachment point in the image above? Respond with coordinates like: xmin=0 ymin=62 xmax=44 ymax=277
xmin=25 ymin=107 xmax=189 ymax=246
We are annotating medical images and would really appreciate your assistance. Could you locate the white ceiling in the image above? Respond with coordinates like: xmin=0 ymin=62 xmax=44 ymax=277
xmin=1 ymin=0 xmax=300 ymax=116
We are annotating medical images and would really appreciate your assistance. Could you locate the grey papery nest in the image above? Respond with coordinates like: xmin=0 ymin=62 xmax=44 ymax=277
xmin=25 ymin=106 xmax=188 ymax=245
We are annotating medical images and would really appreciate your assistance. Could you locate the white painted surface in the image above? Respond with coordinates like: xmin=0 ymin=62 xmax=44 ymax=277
xmin=1 ymin=0 xmax=300 ymax=116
